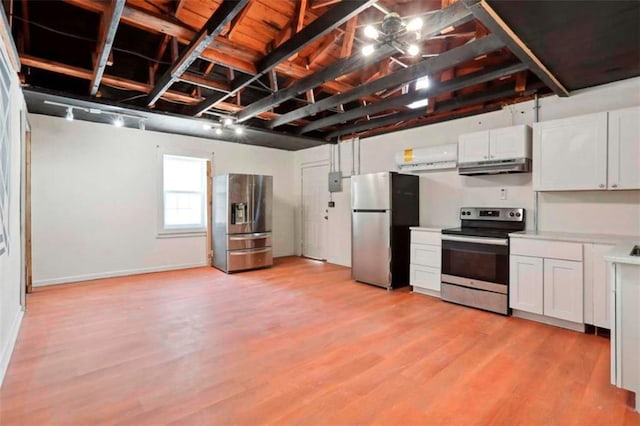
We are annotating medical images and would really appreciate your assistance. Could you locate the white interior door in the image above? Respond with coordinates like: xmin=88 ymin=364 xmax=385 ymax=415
xmin=301 ymin=164 xmax=329 ymax=260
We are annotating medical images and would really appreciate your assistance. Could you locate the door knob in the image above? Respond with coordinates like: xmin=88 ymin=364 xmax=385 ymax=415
xmin=324 ymin=216 xmax=328 ymax=220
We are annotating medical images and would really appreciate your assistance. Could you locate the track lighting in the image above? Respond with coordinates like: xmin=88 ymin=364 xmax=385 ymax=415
xmin=215 ymin=127 xmax=223 ymax=135
xmin=407 ymin=98 xmax=429 ymax=109
xmin=406 ymin=17 xmax=423 ymax=32
xmin=65 ymin=107 xmax=74 ymax=121
xmin=114 ymin=115 xmax=124 ymax=127
xmin=223 ymin=117 xmax=233 ymax=126
xmin=363 ymin=25 xmax=378 ymax=40
xmin=202 ymin=123 xmax=212 ymax=130
xmin=407 ymin=44 xmax=420 ymax=56
xmin=234 ymin=127 xmax=243 ymax=135
xmin=362 ymin=44 xmax=375 ymax=56
xmin=139 ymin=119 xmax=146 ymax=131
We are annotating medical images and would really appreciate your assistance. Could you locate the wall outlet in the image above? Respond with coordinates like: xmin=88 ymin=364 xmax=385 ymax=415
xmin=328 ymin=201 xmax=335 ymax=208
xmin=500 ymin=188 xmax=507 ymax=200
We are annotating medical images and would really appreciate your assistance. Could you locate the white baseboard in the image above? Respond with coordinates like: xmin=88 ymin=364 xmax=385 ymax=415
xmin=33 ymin=262 xmax=209 ymax=287
xmin=412 ymin=286 xmax=441 ymax=299
xmin=512 ymin=309 xmax=586 ymax=333
xmin=0 ymin=308 xmax=24 ymax=387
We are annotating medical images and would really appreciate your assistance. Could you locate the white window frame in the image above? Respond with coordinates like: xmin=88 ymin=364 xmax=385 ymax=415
xmin=157 ymin=148 xmax=213 ymax=238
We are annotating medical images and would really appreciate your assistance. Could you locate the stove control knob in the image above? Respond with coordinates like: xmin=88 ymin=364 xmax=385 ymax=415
xmin=509 ymin=212 xmax=515 ymax=217
xmin=515 ymin=212 xmax=521 ymax=217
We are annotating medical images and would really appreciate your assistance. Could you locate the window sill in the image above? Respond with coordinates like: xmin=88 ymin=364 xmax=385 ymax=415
xmin=157 ymin=230 xmax=207 ymax=239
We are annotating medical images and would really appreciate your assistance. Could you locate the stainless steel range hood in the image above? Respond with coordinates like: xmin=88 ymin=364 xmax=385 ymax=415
xmin=458 ymin=158 xmax=531 ymax=176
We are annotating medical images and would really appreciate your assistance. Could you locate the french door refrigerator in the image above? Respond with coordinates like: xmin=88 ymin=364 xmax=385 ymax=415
xmin=213 ymin=174 xmax=273 ymax=273
xmin=351 ymin=172 xmax=419 ymax=289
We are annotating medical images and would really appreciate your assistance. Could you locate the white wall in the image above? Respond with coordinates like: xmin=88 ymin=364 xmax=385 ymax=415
xmin=30 ymin=114 xmax=296 ymax=286
xmin=0 ymin=43 xmax=25 ymax=385
xmin=295 ymin=77 xmax=640 ymax=267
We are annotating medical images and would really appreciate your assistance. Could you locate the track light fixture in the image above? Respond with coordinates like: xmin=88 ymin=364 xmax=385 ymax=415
xmin=234 ymin=127 xmax=243 ymax=135
xmin=202 ymin=123 xmax=212 ymax=130
xmin=215 ymin=127 xmax=223 ymax=135
xmin=65 ymin=107 xmax=74 ymax=121
xmin=361 ymin=12 xmax=424 ymax=58
xmin=114 ymin=115 xmax=124 ymax=128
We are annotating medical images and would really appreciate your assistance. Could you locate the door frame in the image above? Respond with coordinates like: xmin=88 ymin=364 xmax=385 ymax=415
xmin=300 ymin=161 xmax=329 ymax=260
xmin=20 ymin=106 xmax=31 ymax=304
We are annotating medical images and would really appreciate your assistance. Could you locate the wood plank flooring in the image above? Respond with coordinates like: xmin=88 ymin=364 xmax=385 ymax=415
xmin=1 ymin=257 xmax=638 ymax=425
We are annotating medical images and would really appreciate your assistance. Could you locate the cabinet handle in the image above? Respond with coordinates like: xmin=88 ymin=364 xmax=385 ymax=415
xmin=612 ymin=184 xmax=618 ymax=188
xmin=599 ymin=184 xmax=605 ymax=188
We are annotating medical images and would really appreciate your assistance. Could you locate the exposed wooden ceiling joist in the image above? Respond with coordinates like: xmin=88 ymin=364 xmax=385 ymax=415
xmin=89 ymin=0 xmax=125 ymax=96
xmin=187 ymin=0 xmax=376 ymax=116
xmin=327 ymin=81 xmax=544 ymax=139
xmin=258 ymin=1 xmax=476 ymax=127
xmin=270 ymin=34 xmax=506 ymax=129
xmin=462 ymin=0 xmax=569 ymax=97
xmin=299 ymin=62 xmax=528 ymax=134
xmin=146 ymin=0 xmax=250 ymax=106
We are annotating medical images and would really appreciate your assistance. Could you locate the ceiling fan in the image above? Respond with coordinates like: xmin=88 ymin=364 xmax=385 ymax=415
xmin=361 ymin=11 xmax=424 ymax=57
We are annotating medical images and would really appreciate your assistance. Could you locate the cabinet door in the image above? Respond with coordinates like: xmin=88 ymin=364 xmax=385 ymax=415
xmin=489 ymin=125 xmax=530 ymax=160
xmin=458 ymin=131 xmax=490 ymax=163
xmin=584 ymin=243 xmax=615 ymax=329
xmin=410 ymin=244 xmax=441 ymax=268
xmin=608 ymin=106 xmax=640 ymax=190
xmin=509 ymin=255 xmax=543 ymax=314
xmin=533 ymin=112 xmax=608 ymax=191
xmin=410 ymin=264 xmax=441 ymax=292
xmin=543 ymin=259 xmax=584 ymax=323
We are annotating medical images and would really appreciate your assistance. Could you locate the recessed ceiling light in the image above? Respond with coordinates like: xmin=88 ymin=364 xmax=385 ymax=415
xmin=407 ymin=98 xmax=430 ymax=109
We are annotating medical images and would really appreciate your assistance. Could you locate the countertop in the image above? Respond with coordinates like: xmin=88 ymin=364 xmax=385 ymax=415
xmin=509 ymin=230 xmax=640 ymax=245
xmin=410 ymin=225 xmax=452 ymax=232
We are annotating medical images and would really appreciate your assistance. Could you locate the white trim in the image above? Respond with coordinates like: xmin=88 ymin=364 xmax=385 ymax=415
xmin=0 ymin=309 xmax=23 ymax=387
xmin=33 ymin=261 xmax=208 ymax=287
xmin=156 ymin=231 xmax=206 ymax=239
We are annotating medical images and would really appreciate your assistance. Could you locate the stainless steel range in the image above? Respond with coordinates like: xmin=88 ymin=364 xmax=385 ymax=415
xmin=441 ymin=207 xmax=525 ymax=315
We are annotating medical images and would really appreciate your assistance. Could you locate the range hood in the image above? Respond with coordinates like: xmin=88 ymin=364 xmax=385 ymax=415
xmin=458 ymin=158 xmax=531 ymax=176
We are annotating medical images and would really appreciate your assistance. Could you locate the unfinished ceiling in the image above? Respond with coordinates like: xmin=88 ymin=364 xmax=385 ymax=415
xmin=5 ymin=0 xmax=639 ymax=147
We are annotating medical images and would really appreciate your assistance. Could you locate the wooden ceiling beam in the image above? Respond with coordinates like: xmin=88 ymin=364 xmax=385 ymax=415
xmin=19 ymin=54 xmax=279 ymax=120
xmin=90 ymin=0 xmax=125 ymax=95
xmin=463 ymin=0 xmax=569 ymax=97
xmin=327 ymin=81 xmax=544 ymax=139
xmin=178 ymin=73 xmax=231 ymax=93
xmin=294 ymin=0 xmax=309 ymax=33
xmin=310 ymin=0 xmax=341 ymax=9
xmin=188 ymin=0 xmax=376 ymax=116
xmin=340 ymin=16 xmax=358 ymax=59
xmin=255 ymin=1 xmax=476 ymax=127
xmin=62 ymin=0 xmax=369 ymax=98
xmin=271 ymin=34 xmax=505 ymax=129
xmin=225 ymin=0 xmax=253 ymax=40
xmin=146 ymin=0 xmax=250 ymax=106
xmin=299 ymin=62 xmax=527 ymax=134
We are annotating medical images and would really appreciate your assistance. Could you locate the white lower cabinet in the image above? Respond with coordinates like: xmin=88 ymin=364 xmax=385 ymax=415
xmin=543 ymin=259 xmax=584 ymax=323
xmin=584 ymin=243 xmax=615 ymax=328
xmin=510 ymin=255 xmax=543 ymax=314
xmin=410 ymin=229 xmax=441 ymax=297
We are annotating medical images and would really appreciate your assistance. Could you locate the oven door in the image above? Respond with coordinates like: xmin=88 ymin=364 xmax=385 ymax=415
xmin=441 ymin=235 xmax=509 ymax=290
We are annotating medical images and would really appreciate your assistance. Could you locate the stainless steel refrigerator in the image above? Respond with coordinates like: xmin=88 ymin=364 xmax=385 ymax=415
xmin=212 ymin=174 xmax=273 ymax=273
xmin=351 ymin=172 xmax=419 ymax=289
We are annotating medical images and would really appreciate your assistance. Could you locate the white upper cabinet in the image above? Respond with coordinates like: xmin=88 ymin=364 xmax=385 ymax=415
xmin=608 ymin=106 xmax=640 ymax=190
xmin=533 ymin=112 xmax=608 ymax=191
xmin=458 ymin=131 xmax=490 ymax=163
xmin=458 ymin=125 xmax=531 ymax=164
xmin=490 ymin=125 xmax=531 ymax=160
xmin=533 ymin=107 xmax=640 ymax=191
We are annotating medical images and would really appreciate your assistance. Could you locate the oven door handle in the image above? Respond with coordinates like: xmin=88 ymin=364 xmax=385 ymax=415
xmin=441 ymin=235 xmax=508 ymax=246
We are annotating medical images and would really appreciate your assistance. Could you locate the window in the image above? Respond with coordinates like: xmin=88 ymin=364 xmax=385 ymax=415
xmin=0 ymin=46 xmax=12 ymax=256
xmin=161 ymin=155 xmax=207 ymax=234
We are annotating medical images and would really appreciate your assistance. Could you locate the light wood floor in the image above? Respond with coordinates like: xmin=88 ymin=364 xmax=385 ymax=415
xmin=1 ymin=257 xmax=638 ymax=425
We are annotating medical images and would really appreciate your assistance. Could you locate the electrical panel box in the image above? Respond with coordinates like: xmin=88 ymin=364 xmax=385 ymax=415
xmin=328 ymin=171 xmax=342 ymax=192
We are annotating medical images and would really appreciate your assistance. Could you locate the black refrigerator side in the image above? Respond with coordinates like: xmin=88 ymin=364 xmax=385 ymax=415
xmin=389 ymin=173 xmax=420 ymax=287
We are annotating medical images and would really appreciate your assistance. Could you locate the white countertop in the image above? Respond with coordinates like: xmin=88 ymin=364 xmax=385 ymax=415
xmin=509 ymin=230 xmax=640 ymax=245
xmin=410 ymin=225 xmax=451 ymax=232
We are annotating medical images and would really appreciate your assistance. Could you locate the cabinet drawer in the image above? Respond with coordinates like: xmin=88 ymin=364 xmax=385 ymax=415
xmin=410 ymin=264 xmax=441 ymax=292
xmin=410 ymin=244 xmax=441 ymax=267
xmin=411 ymin=230 xmax=441 ymax=246
xmin=227 ymin=247 xmax=273 ymax=272
xmin=510 ymin=238 xmax=583 ymax=261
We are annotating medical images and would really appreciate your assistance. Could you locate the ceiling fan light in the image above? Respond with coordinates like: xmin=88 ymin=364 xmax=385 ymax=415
xmin=362 ymin=44 xmax=375 ymax=56
xmin=407 ymin=17 xmax=423 ymax=32
xmin=363 ymin=25 xmax=379 ymax=39
xmin=407 ymin=44 xmax=420 ymax=56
